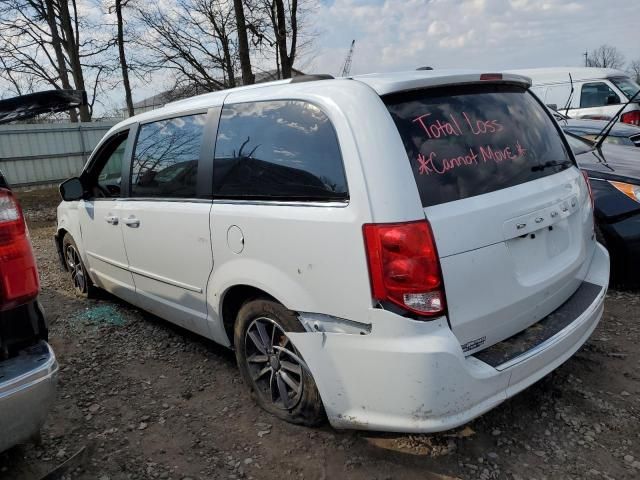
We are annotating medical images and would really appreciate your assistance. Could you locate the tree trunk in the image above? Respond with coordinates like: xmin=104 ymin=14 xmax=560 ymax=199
xmin=273 ymin=0 xmax=289 ymax=78
xmin=233 ymin=0 xmax=254 ymax=85
xmin=44 ymin=0 xmax=78 ymax=122
xmin=58 ymin=0 xmax=91 ymax=121
xmin=274 ymin=0 xmax=297 ymax=79
xmin=221 ymin=34 xmax=236 ymax=88
xmin=209 ymin=9 xmax=235 ymax=88
xmin=115 ymin=0 xmax=134 ymax=117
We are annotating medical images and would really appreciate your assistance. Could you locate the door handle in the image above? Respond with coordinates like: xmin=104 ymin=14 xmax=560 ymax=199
xmin=105 ymin=215 xmax=119 ymax=225
xmin=123 ymin=216 xmax=140 ymax=228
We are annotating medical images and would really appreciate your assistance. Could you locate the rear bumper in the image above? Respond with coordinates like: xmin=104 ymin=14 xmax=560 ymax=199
xmin=0 ymin=341 xmax=58 ymax=452
xmin=289 ymin=243 xmax=609 ymax=433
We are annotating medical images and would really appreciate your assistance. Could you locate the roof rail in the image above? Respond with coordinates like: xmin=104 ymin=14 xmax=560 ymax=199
xmin=290 ymin=74 xmax=334 ymax=83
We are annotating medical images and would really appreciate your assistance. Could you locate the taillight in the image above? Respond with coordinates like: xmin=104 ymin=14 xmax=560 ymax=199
xmin=480 ymin=73 xmax=503 ymax=81
xmin=581 ymin=170 xmax=594 ymax=209
xmin=0 ymin=188 xmax=39 ymax=310
xmin=621 ymin=111 xmax=640 ymax=126
xmin=363 ymin=220 xmax=445 ymax=317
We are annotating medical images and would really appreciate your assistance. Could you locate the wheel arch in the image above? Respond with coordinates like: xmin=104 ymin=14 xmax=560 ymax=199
xmin=220 ymin=284 xmax=279 ymax=348
xmin=208 ymin=257 xmax=317 ymax=346
xmin=55 ymin=227 xmax=70 ymax=271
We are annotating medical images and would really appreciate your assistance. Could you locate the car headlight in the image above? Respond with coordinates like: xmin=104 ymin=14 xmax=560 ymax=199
xmin=609 ymin=180 xmax=640 ymax=203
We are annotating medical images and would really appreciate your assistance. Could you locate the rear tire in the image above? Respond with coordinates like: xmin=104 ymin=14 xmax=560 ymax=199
xmin=62 ymin=234 xmax=95 ymax=298
xmin=234 ymin=299 xmax=325 ymax=426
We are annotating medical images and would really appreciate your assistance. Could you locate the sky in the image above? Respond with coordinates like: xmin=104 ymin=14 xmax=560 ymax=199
xmin=123 ymin=0 xmax=640 ymax=111
xmin=6 ymin=0 xmax=638 ymax=114
xmin=310 ymin=0 xmax=640 ymax=77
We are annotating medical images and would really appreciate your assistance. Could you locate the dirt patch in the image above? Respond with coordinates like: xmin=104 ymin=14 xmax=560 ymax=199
xmin=1 ymin=190 xmax=639 ymax=480
xmin=15 ymin=186 xmax=60 ymax=227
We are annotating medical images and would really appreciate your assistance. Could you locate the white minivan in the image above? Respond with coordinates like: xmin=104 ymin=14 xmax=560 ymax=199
xmin=56 ymin=70 xmax=609 ymax=433
xmin=508 ymin=67 xmax=640 ymax=125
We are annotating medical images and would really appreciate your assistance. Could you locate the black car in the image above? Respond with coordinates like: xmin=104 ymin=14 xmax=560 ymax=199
xmin=554 ymin=113 xmax=640 ymax=148
xmin=567 ymin=133 xmax=640 ymax=286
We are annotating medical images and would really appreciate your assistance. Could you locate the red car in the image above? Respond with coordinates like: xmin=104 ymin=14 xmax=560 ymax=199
xmin=0 ymin=89 xmax=85 ymax=452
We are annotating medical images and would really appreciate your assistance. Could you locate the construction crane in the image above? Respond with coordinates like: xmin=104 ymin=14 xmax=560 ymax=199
xmin=340 ymin=40 xmax=356 ymax=77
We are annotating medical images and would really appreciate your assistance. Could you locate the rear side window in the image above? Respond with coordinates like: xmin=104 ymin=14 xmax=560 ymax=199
xmin=580 ymin=82 xmax=620 ymax=108
xmin=384 ymin=84 xmax=573 ymax=207
xmin=213 ymin=100 xmax=348 ymax=201
xmin=131 ymin=114 xmax=206 ymax=198
xmin=544 ymin=84 xmax=573 ymax=110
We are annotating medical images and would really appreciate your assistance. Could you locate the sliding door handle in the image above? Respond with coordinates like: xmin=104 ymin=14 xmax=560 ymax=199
xmin=104 ymin=215 xmax=119 ymax=225
xmin=123 ymin=216 xmax=140 ymax=228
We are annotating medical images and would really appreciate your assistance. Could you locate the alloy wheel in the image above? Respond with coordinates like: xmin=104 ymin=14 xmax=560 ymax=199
xmin=65 ymin=244 xmax=87 ymax=294
xmin=244 ymin=317 xmax=304 ymax=410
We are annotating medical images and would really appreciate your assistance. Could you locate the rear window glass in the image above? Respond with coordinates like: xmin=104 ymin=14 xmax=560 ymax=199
xmin=384 ymin=84 xmax=573 ymax=207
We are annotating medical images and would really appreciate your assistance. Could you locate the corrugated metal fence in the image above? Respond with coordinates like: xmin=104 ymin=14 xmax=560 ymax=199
xmin=0 ymin=121 xmax=117 ymax=187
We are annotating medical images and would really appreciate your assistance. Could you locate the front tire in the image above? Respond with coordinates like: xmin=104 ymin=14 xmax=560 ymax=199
xmin=234 ymin=299 xmax=325 ymax=426
xmin=62 ymin=234 xmax=94 ymax=297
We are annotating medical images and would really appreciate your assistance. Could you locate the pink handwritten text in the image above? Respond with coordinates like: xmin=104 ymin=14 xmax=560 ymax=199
xmin=412 ymin=111 xmax=503 ymax=139
xmin=417 ymin=141 xmax=527 ymax=176
xmin=412 ymin=113 xmax=463 ymax=140
xmin=462 ymin=112 xmax=503 ymax=136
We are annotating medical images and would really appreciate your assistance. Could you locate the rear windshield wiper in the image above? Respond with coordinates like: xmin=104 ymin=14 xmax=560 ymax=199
xmin=531 ymin=160 xmax=572 ymax=172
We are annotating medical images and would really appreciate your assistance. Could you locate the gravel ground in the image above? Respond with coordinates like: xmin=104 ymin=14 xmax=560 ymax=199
xmin=1 ymin=188 xmax=639 ymax=480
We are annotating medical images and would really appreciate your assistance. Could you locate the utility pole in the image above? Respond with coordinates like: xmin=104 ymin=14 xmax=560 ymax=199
xmin=340 ymin=40 xmax=356 ymax=77
xmin=584 ymin=50 xmax=589 ymax=67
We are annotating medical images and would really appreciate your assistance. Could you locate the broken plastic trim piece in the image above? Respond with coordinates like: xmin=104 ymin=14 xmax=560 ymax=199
xmin=297 ymin=312 xmax=372 ymax=335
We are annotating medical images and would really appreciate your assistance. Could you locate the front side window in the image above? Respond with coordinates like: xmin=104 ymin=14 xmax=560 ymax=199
xmin=131 ymin=114 xmax=206 ymax=198
xmin=213 ymin=100 xmax=348 ymax=201
xmin=91 ymin=132 xmax=128 ymax=198
xmin=580 ymin=82 xmax=620 ymax=108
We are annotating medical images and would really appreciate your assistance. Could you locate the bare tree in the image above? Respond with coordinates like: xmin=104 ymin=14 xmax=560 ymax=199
xmin=233 ymin=0 xmax=254 ymax=85
xmin=586 ymin=45 xmax=626 ymax=69
xmin=0 ymin=0 xmax=112 ymax=121
xmin=628 ymin=60 xmax=640 ymax=84
xmin=273 ymin=0 xmax=297 ymax=79
xmin=0 ymin=56 xmax=35 ymax=96
xmin=109 ymin=0 xmax=134 ymax=117
xmin=245 ymin=0 xmax=314 ymax=80
xmin=136 ymin=0 xmax=239 ymax=93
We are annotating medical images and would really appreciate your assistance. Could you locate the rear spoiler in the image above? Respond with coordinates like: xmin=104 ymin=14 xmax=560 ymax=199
xmin=0 ymin=90 xmax=87 ymax=125
xmin=366 ymin=72 xmax=533 ymax=97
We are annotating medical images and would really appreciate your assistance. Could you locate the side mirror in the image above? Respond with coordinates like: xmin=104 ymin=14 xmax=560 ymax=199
xmin=59 ymin=177 xmax=84 ymax=201
xmin=606 ymin=95 xmax=619 ymax=105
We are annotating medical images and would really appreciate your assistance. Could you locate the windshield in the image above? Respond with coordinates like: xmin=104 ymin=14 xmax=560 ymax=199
xmin=611 ymin=77 xmax=640 ymax=100
xmin=385 ymin=84 xmax=574 ymax=207
xmin=565 ymin=133 xmax=594 ymax=155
